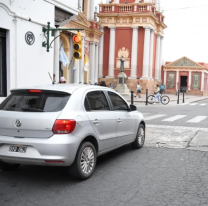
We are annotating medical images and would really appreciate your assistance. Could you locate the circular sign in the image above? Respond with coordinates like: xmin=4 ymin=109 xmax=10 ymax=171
xmin=25 ymin=31 xmax=35 ymax=45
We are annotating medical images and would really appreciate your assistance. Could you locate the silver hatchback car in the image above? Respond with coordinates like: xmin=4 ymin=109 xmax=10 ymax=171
xmin=0 ymin=84 xmax=145 ymax=180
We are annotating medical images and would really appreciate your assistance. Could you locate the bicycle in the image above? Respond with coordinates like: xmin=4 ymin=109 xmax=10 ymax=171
xmin=147 ymin=93 xmax=170 ymax=105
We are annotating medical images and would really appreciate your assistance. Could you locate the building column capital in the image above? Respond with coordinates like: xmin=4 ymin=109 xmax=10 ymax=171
xmin=131 ymin=26 xmax=139 ymax=30
xmin=143 ymin=27 xmax=151 ymax=31
xmin=90 ymin=41 xmax=96 ymax=45
xmin=108 ymin=26 xmax=116 ymax=30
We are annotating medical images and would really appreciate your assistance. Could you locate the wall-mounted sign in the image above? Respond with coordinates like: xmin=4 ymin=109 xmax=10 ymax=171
xmin=25 ymin=32 xmax=35 ymax=45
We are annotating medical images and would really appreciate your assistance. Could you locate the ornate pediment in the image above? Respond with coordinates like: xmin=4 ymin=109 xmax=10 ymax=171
xmin=166 ymin=57 xmax=203 ymax=67
xmin=73 ymin=12 xmax=91 ymax=27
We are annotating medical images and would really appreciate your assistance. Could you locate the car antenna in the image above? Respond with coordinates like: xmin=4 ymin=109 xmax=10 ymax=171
xmin=48 ymin=72 xmax=55 ymax=84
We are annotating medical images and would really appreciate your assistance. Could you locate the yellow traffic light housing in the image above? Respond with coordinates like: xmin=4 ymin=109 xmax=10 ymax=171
xmin=73 ymin=32 xmax=82 ymax=59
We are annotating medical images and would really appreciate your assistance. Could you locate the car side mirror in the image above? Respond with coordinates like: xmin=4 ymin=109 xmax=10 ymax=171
xmin=130 ymin=104 xmax=137 ymax=111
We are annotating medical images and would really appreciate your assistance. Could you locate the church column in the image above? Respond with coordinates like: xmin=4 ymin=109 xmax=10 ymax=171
xmin=54 ymin=30 xmax=60 ymax=83
xmin=159 ymin=36 xmax=164 ymax=80
xmin=98 ymin=27 xmax=104 ymax=78
xmin=106 ymin=27 xmax=116 ymax=78
xmin=129 ymin=26 xmax=139 ymax=79
xmin=73 ymin=59 xmax=80 ymax=83
xmin=89 ymin=0 xmax=95 ymax=21
xmin=149 ymin=29 xmax=154 ymax=79
xmin=188 ymin=71 xmax=192 ymax=91
xmin=176 ymin=71 xmax=179 ymax=91
xmin=79 ymin=36 xmax=85 ymax=83
xmin=164 ymin=70 xmax=167 ymax=87
xmin=201 ymin=71 xmax=205 ymax=91
xmin=94 ymin=43 xmax=99 ymax=83
xmin=155 ymin=35 xmax=161 ymax=81
xmin=141 ymin=27 xmax=151 ymax=79
xmin=89 ymin=42 xmax=96 ymax=84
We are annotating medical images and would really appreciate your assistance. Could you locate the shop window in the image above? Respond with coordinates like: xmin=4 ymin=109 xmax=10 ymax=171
xmin=0 ymin=29 xmax=7 ymax=97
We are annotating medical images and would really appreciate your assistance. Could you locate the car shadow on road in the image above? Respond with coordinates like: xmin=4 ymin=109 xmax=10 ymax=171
xmin=0 ymin=145 xmax=143 ymax=185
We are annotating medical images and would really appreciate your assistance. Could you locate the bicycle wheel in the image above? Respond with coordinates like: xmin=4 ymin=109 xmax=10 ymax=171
xmin=147 ymin=95 xmax=155 ymax=104
xmin=161 ymin=95 xmax=170 ymax=105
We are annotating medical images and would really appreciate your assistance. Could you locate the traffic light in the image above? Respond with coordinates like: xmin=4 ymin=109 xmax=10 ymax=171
xmin=73 ymin=32 xmax=82 ymax=59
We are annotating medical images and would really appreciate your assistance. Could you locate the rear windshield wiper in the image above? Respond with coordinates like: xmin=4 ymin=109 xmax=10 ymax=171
xmin=21 ymin=107 xmax=44 ymax=112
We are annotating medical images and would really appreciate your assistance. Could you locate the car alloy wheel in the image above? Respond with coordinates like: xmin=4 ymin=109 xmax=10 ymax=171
xmin=80 ymin=147 xmax=95 ymax=175
xmin=69 ymin=142 xmax=97 ymax=180
xmin=138 ymin=126 xmax=145 ymax=146
xmin=131 ymin=124 xmax=145 ymax=149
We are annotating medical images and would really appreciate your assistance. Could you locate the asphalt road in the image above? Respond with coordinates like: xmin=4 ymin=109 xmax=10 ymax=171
xmin=1 ymin=146 xmax=208 ymax=206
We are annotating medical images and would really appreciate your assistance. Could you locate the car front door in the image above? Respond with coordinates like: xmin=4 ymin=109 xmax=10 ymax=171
xmin=84 ymin=90 xmax=117 ymax=152
xmin=107 ymin=91 xmax=136 ymax=147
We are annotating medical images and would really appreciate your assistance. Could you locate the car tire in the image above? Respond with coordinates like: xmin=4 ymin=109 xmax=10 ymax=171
xmin=131 ymin=124 xmax=145 ymax=149
xmin=0 ymin=160 xmax=20 ymax=171
xmin=69 ymin=142 xmax=97 ymax=180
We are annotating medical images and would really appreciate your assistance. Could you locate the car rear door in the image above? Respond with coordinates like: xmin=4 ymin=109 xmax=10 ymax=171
xmin=84 ymin=90 xmax=117 ymax=152
xmin=0 ymin=89 xmax=70 ymax=138
xmin=107 ymin=91 xmax=136 ymax=146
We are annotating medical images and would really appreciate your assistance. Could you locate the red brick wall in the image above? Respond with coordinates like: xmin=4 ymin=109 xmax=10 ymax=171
xmin=115 ymin=27 xmax=132 ymax=77
xmin=103 ymin=27 xmax=110 ymax=76
xmin=137 ymin=27 xmax=145 ymax=78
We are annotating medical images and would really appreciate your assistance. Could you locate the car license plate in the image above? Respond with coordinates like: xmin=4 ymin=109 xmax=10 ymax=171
xmin=9 ymin=145 xmax=27 ymax=154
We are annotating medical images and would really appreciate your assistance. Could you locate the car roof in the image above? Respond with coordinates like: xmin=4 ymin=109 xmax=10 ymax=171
xmin=11 ymin=83 xmax=112 ymax=94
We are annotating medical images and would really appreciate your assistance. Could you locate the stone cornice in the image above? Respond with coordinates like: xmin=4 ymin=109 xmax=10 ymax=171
xmin=98 ymin=13 xmax=167 ymax=30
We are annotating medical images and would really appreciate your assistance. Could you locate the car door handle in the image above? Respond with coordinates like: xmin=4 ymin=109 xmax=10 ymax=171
xmin=117 ymin=119 xmax=122 ymax=123
xmin=93 ymin=119 xmax=100 ymax=124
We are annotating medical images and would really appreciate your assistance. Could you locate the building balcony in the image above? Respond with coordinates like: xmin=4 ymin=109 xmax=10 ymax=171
xmin=98 ymin=3 xmax=164 ymax=23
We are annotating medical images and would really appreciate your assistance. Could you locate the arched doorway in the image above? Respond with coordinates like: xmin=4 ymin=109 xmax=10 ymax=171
xmin=60 ymin=34 xmax=70 ymax=82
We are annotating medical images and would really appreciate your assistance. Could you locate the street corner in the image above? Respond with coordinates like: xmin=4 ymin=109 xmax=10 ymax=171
xmin=186 ymin=130 xmax=208 ymax=152
xmin=145 ymin=126 xmax=196 ymax=149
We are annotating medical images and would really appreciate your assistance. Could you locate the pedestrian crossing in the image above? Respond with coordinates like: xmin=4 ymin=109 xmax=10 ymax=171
xmin=162 ymin=115 xmax=187 ymax=122
xmin=180 ymin=103 xmax=207 ymax=106
xmin=144 ymin=113 xmax=208 ymax=124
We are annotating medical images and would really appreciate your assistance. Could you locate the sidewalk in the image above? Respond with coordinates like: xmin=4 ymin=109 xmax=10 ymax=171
xmin=124 ymin=93 xmax=208 ymax=104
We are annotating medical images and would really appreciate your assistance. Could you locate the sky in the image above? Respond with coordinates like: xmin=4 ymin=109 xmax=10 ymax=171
xmin=95 ymin=0 xmax=208 ymax=63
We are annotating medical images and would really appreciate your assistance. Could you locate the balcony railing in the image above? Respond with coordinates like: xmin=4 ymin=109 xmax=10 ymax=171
xmin=99 ymin=3 xmax=164 ymax=23
xmin=119 ymin=5 xmax=132 ymax=12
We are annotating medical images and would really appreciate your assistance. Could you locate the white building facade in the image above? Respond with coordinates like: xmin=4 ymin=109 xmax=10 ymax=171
xmin=0 ymin=0 xmax=79 ymax=102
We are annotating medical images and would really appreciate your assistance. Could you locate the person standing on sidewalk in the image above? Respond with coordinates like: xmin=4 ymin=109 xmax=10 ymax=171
xmin=136 ymin=82 xmax=142 ymax=98
xmin=153 ymin=84 xmax=161 ymax=104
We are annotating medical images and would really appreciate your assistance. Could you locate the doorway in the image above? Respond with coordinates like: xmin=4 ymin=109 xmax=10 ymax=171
xmin=180 ymin=76 xmax=187 ymax=92
xmin=0 ymin=28 xmax=7 ymax=97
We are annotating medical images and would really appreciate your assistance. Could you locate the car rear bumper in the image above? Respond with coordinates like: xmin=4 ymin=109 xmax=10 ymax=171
xmin=0 ymin=134 xmax=80 ymax=166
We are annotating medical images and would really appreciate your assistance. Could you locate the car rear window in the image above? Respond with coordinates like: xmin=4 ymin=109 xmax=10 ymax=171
xmin=0 ymin=90 xmax=70 ymax=112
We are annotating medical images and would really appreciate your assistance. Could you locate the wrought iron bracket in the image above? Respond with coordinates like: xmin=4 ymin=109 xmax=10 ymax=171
xmin=42 ymin=22 xmax=84 ymax=52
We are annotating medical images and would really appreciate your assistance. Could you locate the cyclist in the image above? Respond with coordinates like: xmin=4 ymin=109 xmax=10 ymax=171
xmin=136 ymin=82 xmax=142 ymax=98
xmin=153 ymin=84 xmax=161 ymax=104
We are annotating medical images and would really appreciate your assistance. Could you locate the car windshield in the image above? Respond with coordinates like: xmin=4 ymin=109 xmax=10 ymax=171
xmin=0 ymin=90 xmax=70 ymax=112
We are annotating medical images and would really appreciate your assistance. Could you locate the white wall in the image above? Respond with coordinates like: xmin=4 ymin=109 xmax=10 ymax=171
xmin=45 ymin=0 xmax=79 ymax=15
xmin=0 ymin=0 xmax=54 ymax=102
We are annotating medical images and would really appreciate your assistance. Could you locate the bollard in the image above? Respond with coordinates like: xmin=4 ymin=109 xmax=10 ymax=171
xmin=177 ymin=89 xmax=180 ymax=104
xmin=146 ymin=89 xmax=148 ymax=106
xmin=183 ymin=89 xmax=185 ymax=103
xmin=131 ymin=90 xmax=134 ymax=105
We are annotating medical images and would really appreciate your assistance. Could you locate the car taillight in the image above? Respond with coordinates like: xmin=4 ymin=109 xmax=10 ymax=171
xmin=28 ymin=90 xmax=41 ymax=93
xmin=52 ymin=120 xmax=76 ymax=134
